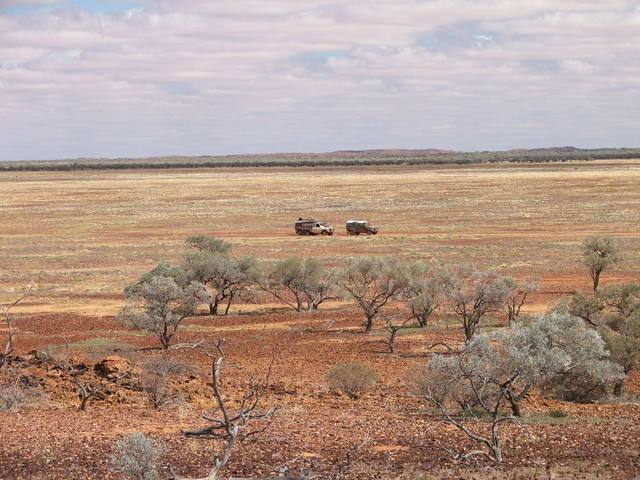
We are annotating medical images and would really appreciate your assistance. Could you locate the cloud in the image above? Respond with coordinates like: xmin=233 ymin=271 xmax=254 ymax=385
xmin=0 ymin=0 xmax=638 ymax=160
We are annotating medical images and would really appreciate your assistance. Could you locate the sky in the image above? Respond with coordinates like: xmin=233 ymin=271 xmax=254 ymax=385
xmin=1 ymin=0 xmax=639 ymax=161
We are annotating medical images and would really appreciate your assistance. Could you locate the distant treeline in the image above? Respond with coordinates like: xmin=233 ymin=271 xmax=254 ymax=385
xmin=2 ymin=148 xmax=639 ymax=172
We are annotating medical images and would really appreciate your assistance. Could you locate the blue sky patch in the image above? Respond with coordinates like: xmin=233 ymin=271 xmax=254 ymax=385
xmin=420 ymin=22 xmax=497 ymax=51
xmin=521 ymin=59 xmax=561 ymax=73
xmin=0 ymin=1 xmax=145 ymax=15
xmin=294 ymin=50 xmax=348 ymax=71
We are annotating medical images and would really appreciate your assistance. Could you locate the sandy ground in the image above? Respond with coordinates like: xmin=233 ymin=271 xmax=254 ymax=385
xmin=0 ymin=160 xmax=639 ymax=479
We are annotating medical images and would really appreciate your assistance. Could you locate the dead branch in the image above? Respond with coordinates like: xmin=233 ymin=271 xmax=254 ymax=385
xmin=0 ymin=285 xmax=33 ymax=371
xmin=170 ymin=338 xmax=281 ymax=480
xmin=56 ymin=337 xmax=130 ymax=411
xmin=335 ymin=433 xmax=371 ymax=480
xmin=72 ymin=372 xmax=130 ymax=411
xmin=171 ymin=339 xmax=205 ymax=350
xmin=414 ymin=378 xmax=524 ymax=464
xmin=424 ymin=341 xmax=457 ymax=354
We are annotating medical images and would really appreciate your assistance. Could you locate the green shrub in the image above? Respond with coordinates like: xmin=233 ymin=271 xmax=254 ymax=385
xmin=547 ymin=410 xmax=568 ymax=418
xmin=325 ymin=363 xmax=377 ymax=399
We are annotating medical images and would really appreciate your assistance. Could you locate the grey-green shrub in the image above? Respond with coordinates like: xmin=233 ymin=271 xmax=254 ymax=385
xmin=326 ymin=363 xmax=377 ymax=399
xmin=110 ymin=433 xmax=164 ymax=480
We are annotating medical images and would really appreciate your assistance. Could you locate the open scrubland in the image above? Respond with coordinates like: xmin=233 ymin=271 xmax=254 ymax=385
xmin=1 ymin=159 xmax=640 ymax=479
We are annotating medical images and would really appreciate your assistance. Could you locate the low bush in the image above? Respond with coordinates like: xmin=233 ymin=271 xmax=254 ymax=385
xmin=110 ymin=433 xmax=164 ymax=480
xmin=0 ymin=382 xmax=47 ymax=412
xmin=325 ymin=362 xmax=377 ymax=399
xmin=0 ymin=384 xmax=27 ymax=412
xmin=547 ymin=410 xmax=568 ymax=418
xmin=140 ymin=356 xmax=191 ymax=409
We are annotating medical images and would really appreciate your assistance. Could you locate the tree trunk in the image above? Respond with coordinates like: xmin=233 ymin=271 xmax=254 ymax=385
xmin=463 ymin=318 xmax=476 ymax=342
xmin=161 ymin=333 xmax=171 ymax=350
xmin=209 ymin=299 xmax=220 ymax=315
xmin=388 ymin=330 xmax=397 ymax=353
xmin=592 ymin=270 xmax=601 ymax=292
xmin=224 ymin=293 xmax=234 ymax=315
xmin=365 ymin=314 xmax=375 ymax=333
xmin=418 ymin=311 xmax=431 ymax=328
xmin=613 ymin=379 xmax=624 ymax=397
xmin=508 ymin=397 xmax=521 ymax=417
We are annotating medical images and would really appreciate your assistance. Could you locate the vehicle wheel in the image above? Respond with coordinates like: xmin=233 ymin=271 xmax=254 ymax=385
xmin=321 ymin=230 xmax=328 ymax=236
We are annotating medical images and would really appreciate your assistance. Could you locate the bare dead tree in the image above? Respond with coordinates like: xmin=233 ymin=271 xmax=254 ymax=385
xmin=57 ymin=339 xmax=130 ymax=411
xmin=167 ymin=337 xmax=369 ymax=480
xmin=169 ymin=339 xmax=289 ymax=480
xmin=72 ymin=371 xmax=130 ymax=411
xmin=0 ymin=286 xmax=33 ymax=371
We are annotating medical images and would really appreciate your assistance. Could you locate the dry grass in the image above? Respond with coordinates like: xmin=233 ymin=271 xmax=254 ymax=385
xmin=1 ymin=160 xmax=639 ymax=313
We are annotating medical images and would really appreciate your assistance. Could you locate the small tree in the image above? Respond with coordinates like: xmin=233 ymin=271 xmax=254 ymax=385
xmin=326 ymin=363 xmax=377 ymax=399
xmin=384 ymin=314 xmax=411 ymax=353
xmin=402 ymin=262 xmax=448 ymax=328
xmin=183 ymin=252 xmax=259 ymax=315
xmin=444 ymin=268 xmax=512 ymax=341
xmin=307 ymin=267 xmax=341 ymax=310
xmin=120 ymin=273 xmax=210 ymax=350
xmin=581 ymin=236 xmax=621 ymax=291
xmin=261 ymin=257 xmax=338 ymax=312
xmin=111 ymin=433 xmax=165 ymax=480
xmin=499 ymin=277 xmax=539 ymax=326
xmin=410 ymin=336 xmax=521 ymax=463
xmin=409 ymin=313 xmax=623 ymax=462
xmin=337 ymin=257 xmax=407 ymax=332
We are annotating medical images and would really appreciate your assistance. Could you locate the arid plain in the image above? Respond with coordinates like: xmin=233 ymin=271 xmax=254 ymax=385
xmin=1 ymin=160 xmax=640 ymax=479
